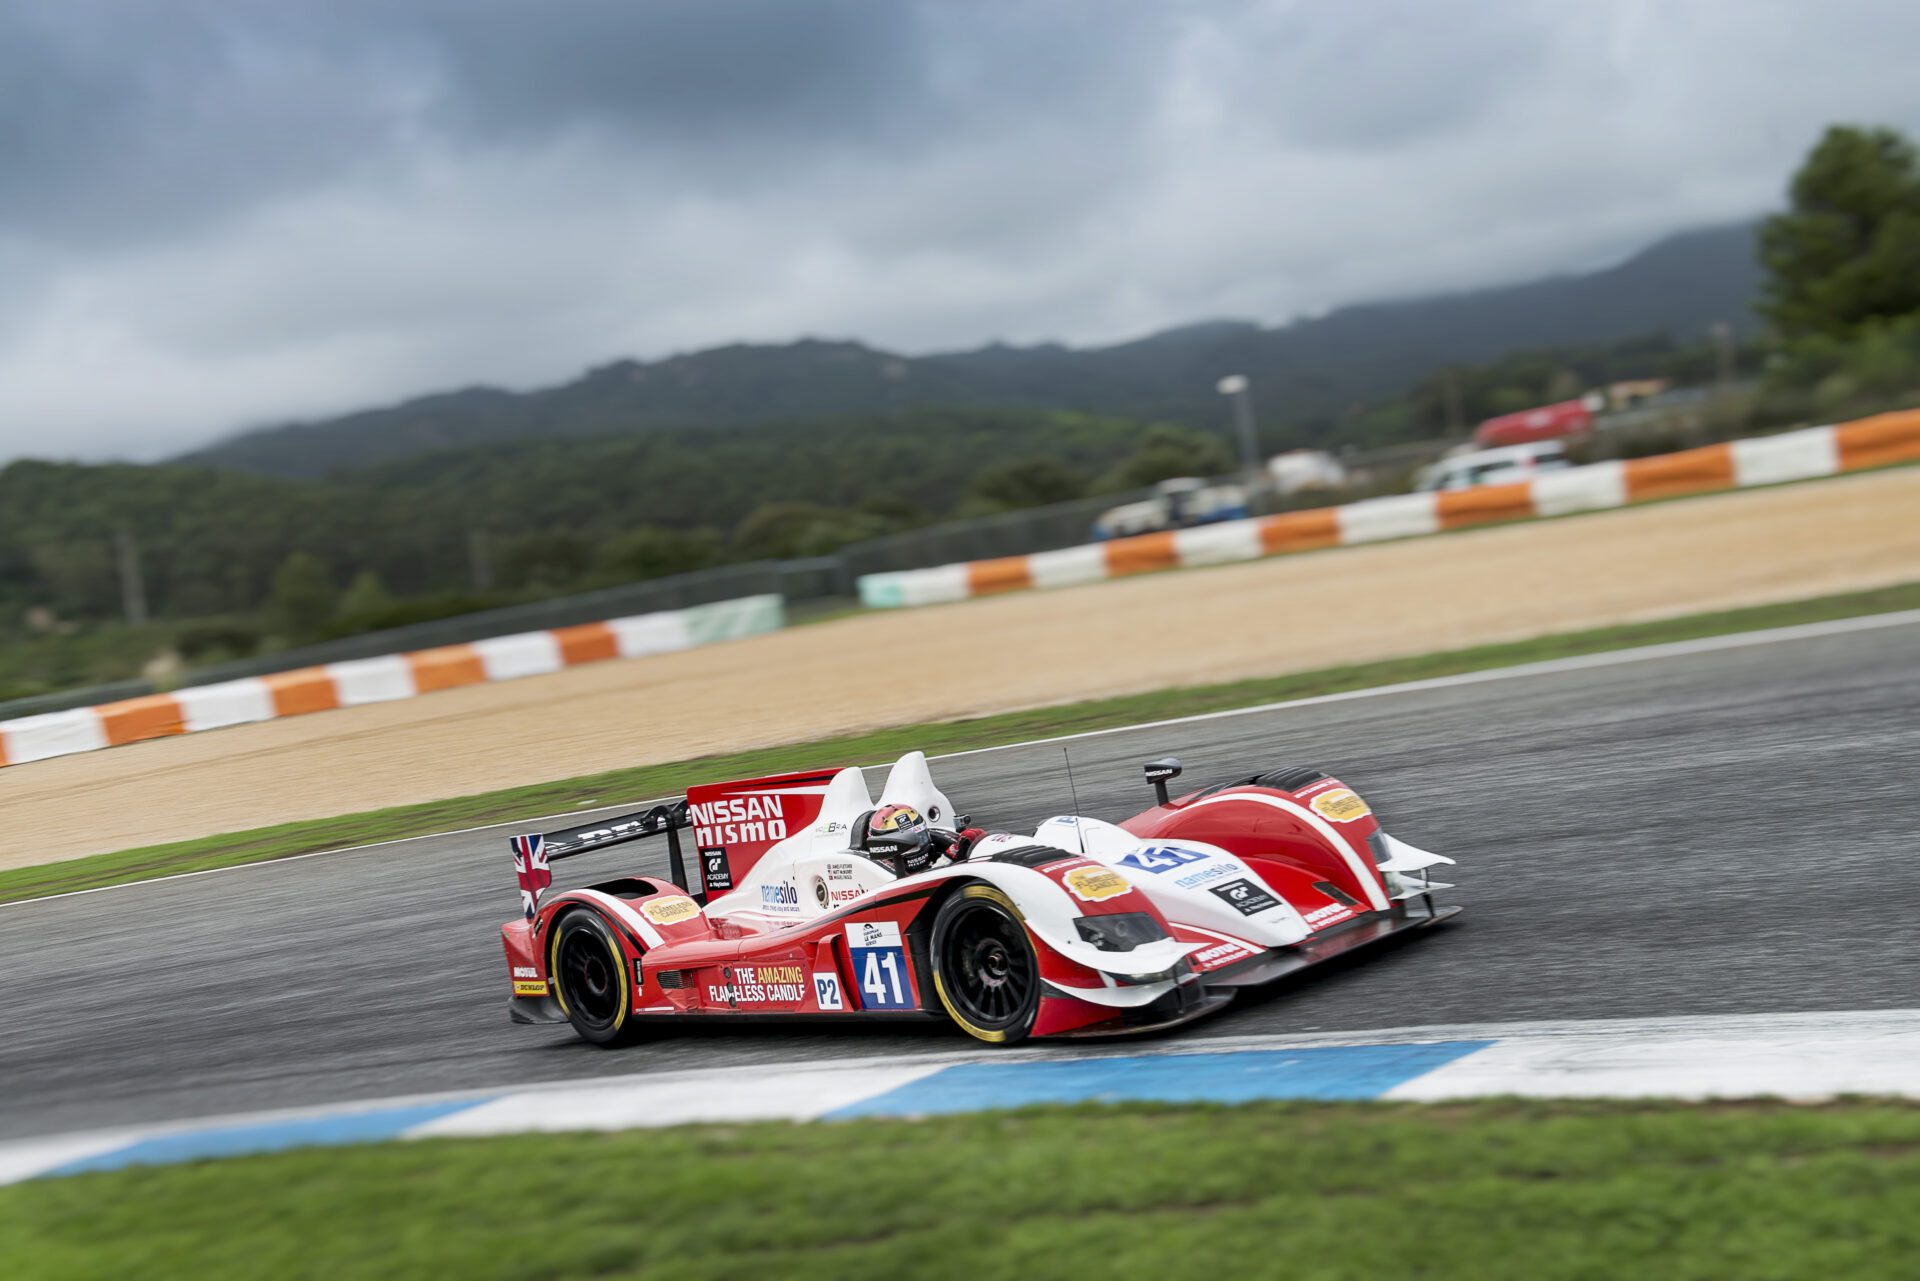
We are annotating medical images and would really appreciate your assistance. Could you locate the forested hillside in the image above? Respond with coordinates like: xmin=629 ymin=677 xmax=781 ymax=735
xmin=11 ymin=119 xmax=1920 ymax=706
xmin=181 ymin=222 xmax=1763 ymax=478
xmin=1 ymin=410 xmax=1194 ymax=624
xmin=15 ymin=315 xmax=1759 ymax=639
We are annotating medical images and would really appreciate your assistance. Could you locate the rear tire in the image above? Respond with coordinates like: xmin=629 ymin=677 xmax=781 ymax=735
xmin=931 ymin=884 xmax=1040 ymax=1044
xmin=549 ymin=911 xmax=641 ymax=1047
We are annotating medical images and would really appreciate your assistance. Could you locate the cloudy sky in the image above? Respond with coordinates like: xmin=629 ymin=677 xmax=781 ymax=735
xmin=4 ymin=0 xmax=1919 ymax=462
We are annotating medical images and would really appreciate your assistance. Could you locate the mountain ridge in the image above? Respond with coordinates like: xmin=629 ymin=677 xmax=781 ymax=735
xmin=181 ymin=219 xmax=1765 ymax=478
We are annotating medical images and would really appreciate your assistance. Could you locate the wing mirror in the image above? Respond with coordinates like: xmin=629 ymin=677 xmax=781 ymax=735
xmin=1143 ymin=757 xmax=1183 ymax=806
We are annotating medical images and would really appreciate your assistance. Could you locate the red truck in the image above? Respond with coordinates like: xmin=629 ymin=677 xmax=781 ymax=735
xmin=1473 ymin=397 xmax=1595 ymax=448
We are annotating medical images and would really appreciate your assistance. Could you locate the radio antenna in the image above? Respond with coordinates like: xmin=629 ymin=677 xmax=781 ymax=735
xmin=1061 ymin=748 xmax=1087 ymax=854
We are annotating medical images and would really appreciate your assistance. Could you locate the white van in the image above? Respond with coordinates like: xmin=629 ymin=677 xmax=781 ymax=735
xmin=1092 ymin=477 xmax=1250 ymax=539
xmin=1266 ymin=449 xmax=1348 ymax=496
xmin=1413 ymin=441 xmax=1572 ymax=493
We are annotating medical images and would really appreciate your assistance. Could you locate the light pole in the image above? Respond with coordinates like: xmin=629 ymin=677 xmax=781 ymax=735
xmin=1216 ymin=374 xmax=1263 ymax=490
xmin=114 ymin=528 xmax=148 ymax=626
xmin=1709 ymin=321 xmax=1736 ymax=398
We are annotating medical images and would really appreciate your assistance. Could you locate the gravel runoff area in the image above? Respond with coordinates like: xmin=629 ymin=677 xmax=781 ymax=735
xmin=4 ymin=465 xmax=1918 ymax=869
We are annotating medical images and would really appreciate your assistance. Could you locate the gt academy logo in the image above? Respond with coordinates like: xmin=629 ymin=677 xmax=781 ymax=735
xmin=640 ymin=896 xmax=700 ymax=927
xmin=1308 ymin=787 xmax=1371 ymax=823
xmin=1209 ymin=878 xmax=1282 ymax=917
xmin=701 ymin=848 xmax=733 ymax=893
xmin=813 ymin=972 xmax=845 ymax=1010
xmin=760 ymin=883 xmax=802 ymax=913
xmin=690 ymin=794 xmax=790 ymax=848
xmin=1063 ymin=865 xmax=1129 ymax=903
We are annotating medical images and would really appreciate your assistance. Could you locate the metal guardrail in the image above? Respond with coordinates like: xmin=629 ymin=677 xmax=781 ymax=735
xmin=833 ymin=489 xmax=1156 ymax=580
xmin=0 ymin=561 xmax=837 ymax=721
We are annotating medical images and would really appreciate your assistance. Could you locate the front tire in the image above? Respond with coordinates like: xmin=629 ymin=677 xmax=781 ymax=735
xmin=549 ymin=911 xmax=640 ymax=1047
xmin=931 ymin=884 xmax=1040 ymax=1044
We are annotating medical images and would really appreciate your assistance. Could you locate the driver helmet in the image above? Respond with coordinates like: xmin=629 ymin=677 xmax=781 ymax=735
xmin=864 ymin=804 xmax=934 ymax=875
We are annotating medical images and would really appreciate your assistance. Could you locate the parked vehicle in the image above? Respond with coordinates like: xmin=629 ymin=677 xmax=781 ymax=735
xmin=1093 ymin=478 xmax=1249 ymax=540
xmin=1413 ymin=440 xmax=1573 ymax=492
xmin=1473 ymin=396 xmax=1598 ymax=448
xmin=1266 ymin=449 xmax=1348 ymax=496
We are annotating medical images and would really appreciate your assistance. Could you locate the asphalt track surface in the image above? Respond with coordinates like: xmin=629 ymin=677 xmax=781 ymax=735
xmin=4 ymin=616 xmax=1917 ymax=1142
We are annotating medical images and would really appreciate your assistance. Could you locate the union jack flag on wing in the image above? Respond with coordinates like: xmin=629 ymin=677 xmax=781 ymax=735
xmin=511 ymin=833 xmax=552 ymax=919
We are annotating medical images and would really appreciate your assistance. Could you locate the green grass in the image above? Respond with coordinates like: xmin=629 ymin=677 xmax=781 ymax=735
xmin=5 ymin=1098 xmax=1919 ymax=1279
xmin=4 ymin=578 xmax=1917 ymax=906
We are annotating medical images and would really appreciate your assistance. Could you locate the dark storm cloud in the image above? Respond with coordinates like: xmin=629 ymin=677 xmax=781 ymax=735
xmin=0 ymin=0 xmax=1170 ymax=244
xmin=2 ymin=0 xmax=1919 ymax=460
xmin=397 ymin=0 xmax=933 ymax=144
xmin=0 ymin=2 xmax=400 ymax=243
xmin=1232 ymin=0 xmax=1554 ymax=149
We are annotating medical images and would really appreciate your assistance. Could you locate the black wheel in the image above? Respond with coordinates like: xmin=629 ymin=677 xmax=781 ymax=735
xmin=548 ymin=911 xmax=640 ymax=1047
xmin=931 ymin=884 xmax=1040 ymax=1044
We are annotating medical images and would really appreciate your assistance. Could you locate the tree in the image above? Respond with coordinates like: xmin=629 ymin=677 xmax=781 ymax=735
xmin=593 ymin=526 xmax=722 ymax=582
xmin=27 ymin=540 xmax=118 ymax=619
xmin=966 ymin=457 xmax=1087 ymax=511
xmin=335 ymin=570 xmax=394 ymax=622
xmin=734 ymin=503 xmax=884 ymax=559
xmin=854 ymin=491 xmax=921 ymax=528
xmin=497 ymin=530 xmax=594 ymax=590
xmin=1096 ymin=425 xmax=1236 ymax=492
xmin=268 ymin=552 xmax=336 ymax=638
xmin=1761 ymin=125 xmax=1920 ymax=340
xmin=1545 ymin=367 xmax=1584 ymax=402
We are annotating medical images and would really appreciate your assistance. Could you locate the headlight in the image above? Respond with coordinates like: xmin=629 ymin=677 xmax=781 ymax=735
xmin=1074 ymin=912 xmax=1169 ymax=951
xmin=1114 ymin=956 xmax=1196 ymax=986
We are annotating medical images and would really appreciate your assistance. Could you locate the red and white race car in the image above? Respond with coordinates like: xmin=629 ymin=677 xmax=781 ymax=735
xmin=500 ymin=752 xmax=1459 ymax=1046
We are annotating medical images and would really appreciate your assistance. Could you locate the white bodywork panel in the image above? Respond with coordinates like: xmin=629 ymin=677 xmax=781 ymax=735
xmin=1034 ymin=816 xmax=1312 ymax=948
xmin=875 ymin=751 xmax=960 ymax=828
xmin=1374 ymin=832 xmax=1454 ymax=874
xmin=693 ymin=751 xmax=1428 ymax=1009
xmin=705 ymin=764 xmax=877 ymax=928
xmin=699 ymin=755 xmax=1194 ymax=1005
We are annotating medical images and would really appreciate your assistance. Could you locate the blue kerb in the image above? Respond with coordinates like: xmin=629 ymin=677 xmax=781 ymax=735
xmin=46 ymin=1099 xmax=491 ymax=1177
xmin=827 ymin=1040 xmax=1495 ymax=1118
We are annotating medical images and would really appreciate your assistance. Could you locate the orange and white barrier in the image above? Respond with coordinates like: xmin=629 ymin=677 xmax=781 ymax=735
xmin=0 ymin=595 xmax=783 ymax=768
xmin=858 ymin=412 xmax=1920 ymax=609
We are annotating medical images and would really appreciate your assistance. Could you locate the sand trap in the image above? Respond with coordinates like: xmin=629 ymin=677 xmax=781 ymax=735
xmin=6 ymin=466 xmax=1918 ymax=869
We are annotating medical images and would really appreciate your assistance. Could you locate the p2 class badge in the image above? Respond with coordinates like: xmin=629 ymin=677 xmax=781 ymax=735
xmin=700 ymin=847 xmax=733 ymax=893
xmin=812 ymin=971 xmax=845 ymax=1010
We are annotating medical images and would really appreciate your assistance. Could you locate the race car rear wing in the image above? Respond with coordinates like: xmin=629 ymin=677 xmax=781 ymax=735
xmin=509 ymin=800 xmax=694 ymax=919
